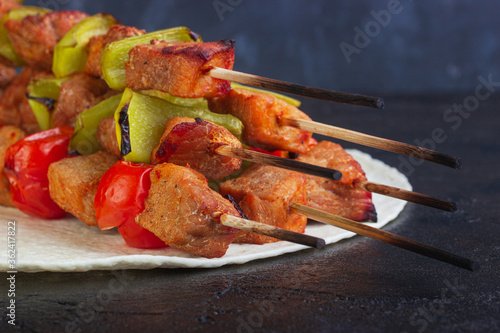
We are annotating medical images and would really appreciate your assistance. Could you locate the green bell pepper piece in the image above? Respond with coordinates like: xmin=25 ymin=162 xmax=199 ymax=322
xmin=230 ymin=82 xmax=302 ymax=107
xmin=115 ymin=89 xmax=243 ymax=163
xmin=0 ymin=7 xmax=51 ymax=66
xmin=52 ymin=13 xmax=117 ymax=78
xmin=69 ymin=93 xmax=122 ymax=155
xmin=138 ymin=90 xmax=208 ymax=109
xmin=26 ymin=77 xmax=69 ymax=131
xmin=101 ymin=26 xmax=202 ymax=91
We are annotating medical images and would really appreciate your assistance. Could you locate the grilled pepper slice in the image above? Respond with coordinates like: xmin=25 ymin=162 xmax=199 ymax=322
xmin=69 ymin=93 xmax=122 ymax=155
xmin=101 ymin=26 xmax=202 ymax=90
xmin=0 ymin=6 xmax=51 ymax=66
xmin=115 ymin=89 xmax=243 ymax=163
xmin=52 ymin=13 xmax=117 ymax=78
xmin=26 ymin=77 xmax=69 ymax=131
xmin=138 ymin=90 xmax=208 ymax=109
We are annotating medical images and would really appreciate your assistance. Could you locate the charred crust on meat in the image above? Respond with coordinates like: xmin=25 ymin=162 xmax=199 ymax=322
xmin=219 ymin=38 xmax=235 ymax=48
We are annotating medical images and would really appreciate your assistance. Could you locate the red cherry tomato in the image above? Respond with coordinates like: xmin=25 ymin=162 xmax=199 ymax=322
xmin=4 ymin=127 xmax=73 ymax=219
xmin=94 ymin=161 xmax=167 ymax=249
xmin=118 ymin=218 xmax=168 ymax=249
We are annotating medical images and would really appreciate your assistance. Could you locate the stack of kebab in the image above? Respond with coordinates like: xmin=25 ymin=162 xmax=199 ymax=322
xmin=0 ymin=3 xmax=474 ymax=269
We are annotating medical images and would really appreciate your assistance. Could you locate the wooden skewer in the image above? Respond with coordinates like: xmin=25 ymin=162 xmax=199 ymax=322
xmin=280 ymin=117 xmax=462 ymax=169
xmin=216 ymin=145 xmax=455 ymax=212
xmin=219 ymin=214 xmax=325 ymax=249
xmin=290 ymin=203 xmax=477 ymax=271
xmin=215 ymin=145 xmax=343 ymax=181
xmin=355 ymin=180 xmax=457 ymax=212
xmin=209 ymin=67 xmax=384 ymax=109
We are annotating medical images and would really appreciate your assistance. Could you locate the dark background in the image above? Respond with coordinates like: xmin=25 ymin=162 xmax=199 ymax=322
xmin=1 ymin=1 xmax=499 ymax=333
xmin=24 ymin=0 xmax=500 ymax=95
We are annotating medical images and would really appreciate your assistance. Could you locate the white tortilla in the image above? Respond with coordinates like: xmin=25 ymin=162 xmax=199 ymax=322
xmin=0 ymin=150 xmax=411 ymax=272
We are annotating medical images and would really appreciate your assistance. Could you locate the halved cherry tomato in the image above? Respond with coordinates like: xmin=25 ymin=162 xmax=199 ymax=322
xmin=94 ymin=161 xmax=167 ymax=249
xmin=4 ymin=127 xmax=73 ymax=219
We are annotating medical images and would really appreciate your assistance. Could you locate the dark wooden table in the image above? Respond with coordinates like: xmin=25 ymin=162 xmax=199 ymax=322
xmin=1 ymin=93 xmax=499 ymax=333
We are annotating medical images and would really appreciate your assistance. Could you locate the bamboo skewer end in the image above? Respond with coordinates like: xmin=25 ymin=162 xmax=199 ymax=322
xmin=218 ymin=214 xmax=326 ymax=249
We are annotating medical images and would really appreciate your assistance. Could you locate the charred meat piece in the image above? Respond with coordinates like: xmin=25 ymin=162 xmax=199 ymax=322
xmin=297 ymin=141 xmax=377 ymax=222
xmin=5 ymin=10 xmax=88 ymax=70
xmin=151 ymin=117 xmax=242 ymax=179
xmin=86 ymin=25 xmax=145 ymax=78
xmin=0 ymin=63 xmax=16 ymax=91
xmin=0 ymin=67 xmax=52 ymax=131
xmin=136 ymin=163 xmax=241 ymax=258
xmin=48 ymin=150 xmax=118 ymax=226
xmin=0 ymin=125 xmax=25 ymax=206
xmin=125 ymin=39 xmax=234 ymax=98
xmin=208 ymin=88 xmax=313 ymax=154
xmin=219 ymin=164 xmax=307 ymax=244
xmin=52 ymin=74 xmax=115 ymax=128
xmin=96 ymin=115 xmax=120 ymax=157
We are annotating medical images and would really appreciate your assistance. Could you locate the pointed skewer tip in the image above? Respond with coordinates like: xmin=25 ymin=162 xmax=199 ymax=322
xmin=316 ymin=238 xmax=326 ymax=249
xmin=470 ymin=261 xmax=480 ymax=272
xmin=376 ymin=98 xmax=385 ymax=110
xmin=332 ymin=170 xmax=342 ymax=181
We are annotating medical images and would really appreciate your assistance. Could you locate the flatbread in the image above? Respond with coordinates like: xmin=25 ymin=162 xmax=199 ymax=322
xmin=0 ymin=150 xmax=411 ymax=272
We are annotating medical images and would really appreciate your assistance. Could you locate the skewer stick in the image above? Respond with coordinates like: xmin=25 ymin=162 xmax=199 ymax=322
xmin=215 ymin=145 xmax=343 ymax=181
xmin=290 ymin=203 xmax=476 ymax=271
xmin=219 ymin=214 xmax=325 ymax=249
xmin=216 ymin=146 xmax=455 ymax=212
xmin=281 ymin=117 xmax=462 ymax=169
xmin=356 ymin=181 xmax=457 ymax=212
xmin=209 ymin=67 xmax=384 ymax=109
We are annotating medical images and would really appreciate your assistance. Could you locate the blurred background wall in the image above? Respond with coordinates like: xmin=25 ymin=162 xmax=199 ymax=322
xmin=23 ymin=0 xmax=500 ymax=95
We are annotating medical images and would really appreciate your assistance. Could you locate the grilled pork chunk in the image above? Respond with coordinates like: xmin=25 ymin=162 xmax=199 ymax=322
xmin=125 ymin=39 xmax=234 ymax=98
xmin=151 ymin=117 xmax=242 ymax=179
xmin=0 ymin=63 xmax=16 ymax=91
xmin=207 ymin=88 xmax=313 ymax=154
xmin=219 ymin=164 xmax=308 ymax=244
xmin=52 ymin=74 xmax=116 ymax=128
xmin=96 ymin=115 xmax=120 ymax=157
xmin=86 ymin=25 xmax=145 ymax=78
xmin=48 ymin=150 xmax=118 ymax=226
xmin=297 ymin=141 xmax=377 ymax=222
xmin=0 ymin=125 xmax=25 ymax=206
xmin=0 ymin=67 xmax=52 ymax=132
xmin=136 ymin=163 xmax=241 ymax=258
xmin=5 ymin=10 xmax=88 ymax=70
